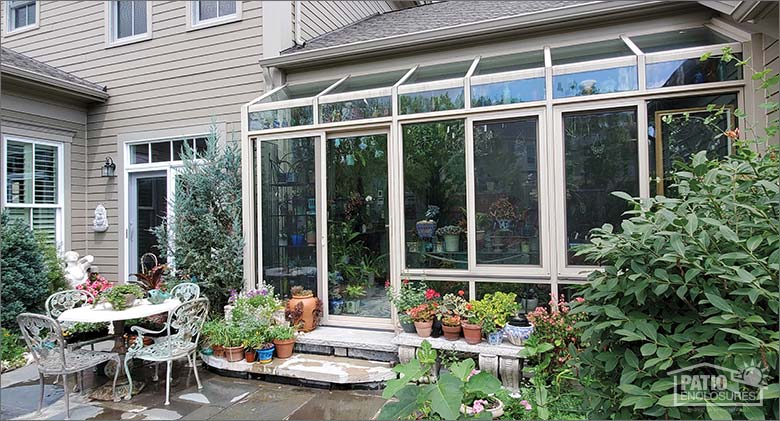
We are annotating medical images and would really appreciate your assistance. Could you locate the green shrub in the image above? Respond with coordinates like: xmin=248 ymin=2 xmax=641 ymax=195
xmin=1 ymin=328 xmax=27 ymax=372
xmin=0 ymin=212 xmax=49 ymax=329
xmin=35 ymin=232 xmax=69 ymax=296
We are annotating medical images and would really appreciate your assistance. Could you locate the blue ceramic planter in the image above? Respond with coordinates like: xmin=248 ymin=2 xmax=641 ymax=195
xmin=257 ymin=346 xmax=275 ymax=364
xmin=503 ymin=324 xmax=534 ymax=346
xmin=487 ymin=331 xmax=503 ymax=345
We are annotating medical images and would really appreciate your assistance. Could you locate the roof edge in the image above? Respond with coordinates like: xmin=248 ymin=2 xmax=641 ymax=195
xmin=1 ymin=63 xmax=109 ymax=102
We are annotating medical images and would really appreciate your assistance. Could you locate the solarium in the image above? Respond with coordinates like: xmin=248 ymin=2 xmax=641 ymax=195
xmin=242 ymin=23 xmax=745 ymax=330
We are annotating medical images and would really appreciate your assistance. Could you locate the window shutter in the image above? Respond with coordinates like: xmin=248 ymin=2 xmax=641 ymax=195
xmin=6 ymin=141 xmax=33 ymax=204
xmin=34 ymin=143 xmax=58 ymax=204
xmin=33 ymin=208 xmax=57 ymax=245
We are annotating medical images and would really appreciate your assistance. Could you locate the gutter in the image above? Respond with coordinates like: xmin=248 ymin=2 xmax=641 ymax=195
xmin=259 ymin=0 xmax=684 ymax=70
xmin=1 ymin=64 xmax=109 ymax=102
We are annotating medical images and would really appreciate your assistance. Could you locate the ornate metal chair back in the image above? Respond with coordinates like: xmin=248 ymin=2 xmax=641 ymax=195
xmin=16 ymin=313 xmax=67 ymax=371
xmin=45 ymin=289 xmax=94 ymax=318
xmin=170 ymin=283 xmax=200 ymax=302
xmin=166 ymin=298 xmax=209 ymax=354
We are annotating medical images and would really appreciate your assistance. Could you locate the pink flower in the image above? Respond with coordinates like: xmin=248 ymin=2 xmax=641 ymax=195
xmin=471 ymin=399 xmax=488 ymax=414
xmin=520 ymin=400 xmax=532 ymax=411
xmin=575 ymin=297 xmax=585 ymax=303
xmin=467 ymin=369 xmax=480 ymax=380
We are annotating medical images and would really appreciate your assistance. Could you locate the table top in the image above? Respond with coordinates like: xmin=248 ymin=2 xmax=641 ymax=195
xmin=58 ymin=298 xmax=182 ymax=323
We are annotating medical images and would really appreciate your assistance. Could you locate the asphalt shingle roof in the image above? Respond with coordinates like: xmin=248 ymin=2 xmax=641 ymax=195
xmin=1 ymin=46 xmax=105 ymax=93
xmin=283 ymin=1 xmax=588 ymax=54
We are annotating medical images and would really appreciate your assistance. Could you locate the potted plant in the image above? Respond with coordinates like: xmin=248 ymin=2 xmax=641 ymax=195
xmin=415 ymin=205 xmax=439 ymax=239
xmin=406 ymin=303 xmax=436 ymax=337
xmin=386 ymin=279 xmax=428 ymax=333
xmin=271 ymin=324 xmax=296 ymax=359
xmin=460 ymin=301 xmax=483 ymax=345
xmin=243 ymin=327 xmax=265 ymax=363
xmin=436 ymin=225 xmax=462 ymax=252
xmin=478 ymin=292 xmax=520 ymax=345
xmin=328 ymin=273 xmax=345 ymax=315
xmin=489 ymin=198 xmax=516 ymax=231
xmin=223 ymin=323 xmax=245 ymax=362
xmin=202 ymin=319 xmax=225 ymax=358
xmin=286 ymin=286 xmax=320 ymax=332
xmin=438 ymin=292 xmax=467 ymax=341
xmin=97 ymin=284 xmax=144 ymax=311
xmin=343 ymin=284 xmax=366 ymax=314
xmin=131 ymin=263 xmax=167 ymax=294
xmin=256 ymin=329 xmax=275 ymax=364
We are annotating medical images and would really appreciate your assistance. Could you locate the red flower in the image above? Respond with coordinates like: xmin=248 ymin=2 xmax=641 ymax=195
xmin=384 ymin=280 xmax=391 ymax=288
xmin=402 ymin=278 xmax=409 ymax=285
xmin=575 ymin=297 xmax=585 ymax=303
xmin=465 ymin=303 xmax=473 ymax=311
xmin=424 ymin=289 xmax=440 ymax=300
xmin=457 ymin=290 xmax=465 ymax=297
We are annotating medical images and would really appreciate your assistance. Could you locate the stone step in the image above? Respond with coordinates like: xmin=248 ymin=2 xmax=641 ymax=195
xmin=201 ymin=353 xmax=396 ymax=387
xmin=294 ymin=326 xmax=398 ymax=363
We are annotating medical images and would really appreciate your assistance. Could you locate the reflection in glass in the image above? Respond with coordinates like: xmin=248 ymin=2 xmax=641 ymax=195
xmin=403 ymin=61 xmax=472 ymax=84
xmin=403 ymin=120 xmax=467 ymax=269
xmin=631 ymin=27 xmax=734 ymax=54
xmin=320 ymin=96 xmax=392 ymax=123
xmin=135 ymin=176 xmax=167 ymax=273
xmin=475 ymin=282 xmax=551 ymax=313
xmin=399 ymin=87 xmax=464 ymax=114
xmin=329 ymin=70 xmax=408 ymax=93
xmin=130 ymin=143 xmax=149 ymax=164
xmin=327 ymin=135 xmax=389 ymax=318
xmin=248 ymin=107 xmax=314 ymax=130
xmin=647 ymin=94 xmax=737 ymax=196
xmin=551 ymin=39 xmax=633 ymax=65
xmin=646 ymin=55 xmax=742 ymax=89
xmin=260 ymin=137 xmax=318 ymax=297
xmin=151 ymin=142 xmax=170 ymax=163
xmin=471 ymin=78 xmax=545 ymax=107
xmin=474 ymin=118 xmax=540 ymax=265
xmin=474 ymin=51 xmax=545 ymax=75
xmin=564 ymin=108 xmax=639 ymax=265
xmin=553 ymin=66 xmax=637 ymax=98
xmin=424 ymin=280 xmax=469 ymax=298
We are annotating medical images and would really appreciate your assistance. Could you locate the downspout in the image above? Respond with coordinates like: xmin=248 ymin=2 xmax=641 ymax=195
xmin=84 ymin=112 xmax=89 ymax=258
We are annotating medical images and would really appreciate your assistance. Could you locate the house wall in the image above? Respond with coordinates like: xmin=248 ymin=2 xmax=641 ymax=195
xmin=295 ymin=1 xmax=394 ymax=42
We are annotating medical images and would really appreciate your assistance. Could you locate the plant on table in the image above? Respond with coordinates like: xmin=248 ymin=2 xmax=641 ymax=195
xmin=342 ymin=284 xmax=366 ymax=314
xmin=379 ymin=340 xmax=503 ymax=420
xmin=476 ymin=292 xmax=519 ymax=343
xmin=76 ymin=272 xmax=115 ymax=303
xmin=96 ymin=284 xmax=144 ymax=311
xmin=460 ymin=300 xmax=484 ymax=345
xmin=131 ymin=264 xmax=167 ymax=293
xmin=406 ymin=299 xmax=438 ymax=338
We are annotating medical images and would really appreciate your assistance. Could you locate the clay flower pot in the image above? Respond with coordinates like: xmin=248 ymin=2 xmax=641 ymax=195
xmin=212 ymin=344 xmax=224 ymax=357
xmin=287 ymin=293 xmax=320 ymax=332
xmin=245 ymin=349 xmax=257 ymax=363
xmin=273 ymin=338 xmax=295 ymax=359
xmin=441 ymin=324 xmax=461 ymax=341
xmin=224 ymin=346 xmax=244 ymax=362
xmin=414 ymin=320 xmax=434 ymax=337
xmin=461 ymin=321 xmax=483 ymax=345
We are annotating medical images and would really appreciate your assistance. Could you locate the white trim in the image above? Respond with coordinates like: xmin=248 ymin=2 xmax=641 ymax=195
xmin=644 ymin=42 xmax=742 ymax=64
xmin=470 ymin=67 xmax=546 ymax=85
xmin=397 ymin=78 xmax=464 ymax=95
xmin=318 ymin=87 xmax=392 ymax=105
xmin=104 ymin=0 xmax=153 ymax=48
xmin=186 ymin=0 xmax=242 ymax=32
xmin=3 ymin=0 xmax=40 ymax=36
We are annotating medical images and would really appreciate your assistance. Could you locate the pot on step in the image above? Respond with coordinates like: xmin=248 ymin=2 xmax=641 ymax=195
xmin=414 ymin=320 xmax=433 ymax=337
xmin=273 ymin=338 xmax=295 ymax=359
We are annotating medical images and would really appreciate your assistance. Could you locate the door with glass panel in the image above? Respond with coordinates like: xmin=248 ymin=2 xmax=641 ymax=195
xmin=128 ymin=171 xmax=167 ymax=274
xmin=325 ymin=132 xmax=390 ymax=322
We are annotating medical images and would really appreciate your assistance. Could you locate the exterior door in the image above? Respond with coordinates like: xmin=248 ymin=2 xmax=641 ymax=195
xmin=128 ymin=171 xmax=167 ymax=275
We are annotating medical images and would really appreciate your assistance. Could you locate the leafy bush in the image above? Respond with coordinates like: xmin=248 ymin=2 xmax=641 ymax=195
xmin=0 ymin=212 xmax=49 ymax=329
xmin=154 ymin=125 xmax=244 ymax=314
xmin=1 ymin=328 xmax=28 ymax=372
xmin=571 ymin=142 xmax=779 ymax=420
xmin=524 ymin=295 xmax=586 ymax=376
xmin=35 ymin=232 xmax=69 ymax=296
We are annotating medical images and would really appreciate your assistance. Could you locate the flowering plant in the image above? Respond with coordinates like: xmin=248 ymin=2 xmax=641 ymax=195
xmin=424 ymin=288 xmax=440 ymax=301
xmin=437 ymin=292 xmax=468 ymax=325
xmin=525 ymin=294 xmax=586 ymax=375
xmin=406 ymin=303 xmax=436 ymax=322
xmin=489 ymin=198 xmax=516 ymax=220
xmin=435 ymin=225 xmax=462 ymax=236
xmin=386 ymin=279 xmax=429 ymax=323
xmin=230 ymin=285 xmax=283 ymax=326
xmin=76 ymin=272 xmax=114 ymax=303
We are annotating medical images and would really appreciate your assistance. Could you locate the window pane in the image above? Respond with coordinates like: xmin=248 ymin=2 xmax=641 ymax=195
xmin=6 ymin=141 xmax=33 ymax=204
xmin=471 ymin=77 xmax=545 ymax=107
xmin=475 ymin=282 xmax=551 ymax=313
xmin=195 ymin=137 xmax=208 ymax=156
xmin=552 ymin=39 xmax=633 ymax=65
xmin=403 ymin=61 xmax=472 ymax=85
xmin=646 ymin=55 xmax=742 ymax=89
xmin=172 ymin=139 xmax=186 ymax=161
xmin=6 ymin=207 xmax=30 ymax=226
xmin=13 ymin=5 xmax=26 ymax=30
xmin=33 ymin=208 xmax=57 ymax=245
xmin=260 ymin=137 xmax=318 ymax=297
xmin=631 ymin=27 xmax=734 ymax=54
xmin=27 ymin=2 xmax=35 ymax=26
xmin=328 ymin=70 xmax=408 ymax=94
xmin=553 ymin=66 xmax=637 ymax=98
xmin=327 ymin=135 xmax=389 ymax=318
xmin=34 ymin=144 xmax=58 ymax=204
xmin=563 ymin=108 xmax=639 ymax=265
xmin=474 ymin=51 xmax=545 ymax=75
xmin=218 ymin=0 xmax=236 ymax=16
xmin=403 ymin=120 xmax=467 ymax=270
xmin=261 ymin=80 xmax=339 ymax=103
xmin=424 ymin=280 xmax=469 ymax=298
xmin=133 ymin=0 xmax=147 ymax=35
xmin=399 ymin=87 xmax=464 ymax=114
xmin=150 ymin=141 xmax=171 ymax=163
xmin=248 ymin=107 xmax=314 ymax=130
xmin=117 ymin=0 xmax=133 ymax=39
xmin=130 ymin=144 xmax=149 ymax=164
xmin=647 ymin=93 xmax=737 ymax=196
xmin=320 ymin=96 xmax=392 ymax=123
xmin=198 ymin=1 xmax=219 ymax=21
xmin=474 ymin=118 xmax=540 ymax=266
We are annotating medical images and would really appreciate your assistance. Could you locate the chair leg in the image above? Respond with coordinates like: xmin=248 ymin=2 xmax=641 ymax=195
xmin=165 ymin=360 xmax=172 ymax=405
xmin=153 ymin=363 xmax=159 ymax=382
xmin=190 ymin=352 xmax=202 ymax=390
xmin=63 ymin=372 xmax=70 ymax=420
xmin=78 ymin=371 xmax=85 ymax=395
xmin=111 ymin=356 xmax=120 ymax=402
xmin=38 ymin=373 xmax=45 ymax=414
xmin=123 ymin=356 xmax=134 ymax=400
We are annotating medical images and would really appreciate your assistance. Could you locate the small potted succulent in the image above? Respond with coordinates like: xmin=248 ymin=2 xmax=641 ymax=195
xmin=415 ymin=205 xmax=439 ymax=240
xmin=406 ymin=302 xmax=436 ymax=337
xmin=343 ymin=284 xmax=366 ymax=314
xmin=98 ymin=284 xmax=144 ymax=311
xmin=436 ymin=225 xmax=462 ymax=252
xmin=271 ymin=324 xmax=296 ymax=359
xmin=489 ymin=198 xmax=516 ymax=231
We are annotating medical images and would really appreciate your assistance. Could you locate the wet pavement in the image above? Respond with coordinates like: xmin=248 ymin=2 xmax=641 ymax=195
xmin=0 ymin=360 xmax=389 ymax=420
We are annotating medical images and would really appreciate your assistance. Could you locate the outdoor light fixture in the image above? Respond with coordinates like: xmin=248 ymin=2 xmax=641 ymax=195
xmin=101 ymin=156 xmax=116 ymax=177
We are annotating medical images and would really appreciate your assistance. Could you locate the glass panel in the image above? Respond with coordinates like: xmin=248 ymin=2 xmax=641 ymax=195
xmin=471 ymin=77 xmax=545 ymax=107
xmin=328 ymin=70 xmax=408 ymax=94
xmin=260 ymin=137 xmax=318 ymax=298
xmin=151 ymin=141 xmax=171 ymax=163
xmin=117 ymin=0 xmax=133 ymax=39
xmin=260 ymin=80 xmax=338 ymax=103
xmin=34 ymin=144 xmax=58 ymax=204
xmin=648 ymin=93 xmax=737 ymax=196
xmin=474 ymin=51 xmax=545 ymax=75
xmin=130 ymin=143 xmax=149 ymax=164
xmin=32 ymin=208 xmax=57 ymax=245
xmin=551 ymin=39 xmax=634 ymax=65
xmin=5 ymin=140 xmax=33 ymax=204
xmin=198 ymin=0 xmax=219 ymax=21
xmin=135 ymin=176 xmax=167 ymax=273
xmin=218 ymin=0 xmax=236 ymax=16
xmin=563 ymin=108 xmax=639 ymax=265
xmin=13 ymin=5 xmax=26 ymax=30
xmin=195 ymin=137 xmax=208 ymax=156
xmin=173 ymin=139 xmax=186 ymax=160
xmin=553 ymin=66 xmax=638 ymax=98
xmin=248 ymin=107 xmax=313 ymax=130
xmin=27 ymin=2 xmax=35 ymax=25
xmin=646 ymin=54 xmax=742 ymax=89
xmin=474 ymin=118 xmax=540 ymax=265
xmin=399 ymin=87 xmax=464 ymax=114
xmin=6 ymin=207 xmax=30 ymax=226
xmin=327 ymin=135 xmax=389 ymax=318
xmin=133 ymin=0 xmax=146 ymax=35
xmin=631 ymin=27 xmax=734 ymax=54
xmin=403 ymin=120 xmax=467 ymax=270
xmin=424 ymin=280 xmax=469 ymax=299
xmin=403 ymin=61 xmax=472 ymax=85
xmin=475 ymin=282 xmax=552 ymax=313
xmin=320 ymin=96 xmax=391 ymax=123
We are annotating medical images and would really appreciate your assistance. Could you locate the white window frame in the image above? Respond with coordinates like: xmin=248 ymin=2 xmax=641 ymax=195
xmin=4 ymin=0 xmax=39 ymax=36
xmin=1 ymin=135 xmax=64 ymax=248
xmin=105 ymin=0 xmax=153 ymax=48
xmin=186 ymin=0 xmax=242 ymax=31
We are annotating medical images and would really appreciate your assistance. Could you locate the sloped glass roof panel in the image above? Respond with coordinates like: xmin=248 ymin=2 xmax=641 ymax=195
xmin=328 ymin=70 xmax=409 ymax=94
xmin=631 ymin=27 xmax=735 ymax=54
xmin=402 ymin=60 xmax=473 ymax=85
xmin=259 ymin=79 xmax=339 ymax=103
xmin=474 ymin=51 xmax=545 ymax=75
xmin=551 ymin=39 xmax=633 ymax=66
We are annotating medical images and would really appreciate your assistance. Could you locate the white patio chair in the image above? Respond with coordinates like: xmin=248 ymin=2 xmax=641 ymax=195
xmin=169 ymin=282 xmax=200 ymax=302
xmin=17 ymin=313 xmax=120 ymax=419
xmin=124 ymin=298 xmax=209 ymax=405
xmin=45 ymin=290 xmax=113 ymax=350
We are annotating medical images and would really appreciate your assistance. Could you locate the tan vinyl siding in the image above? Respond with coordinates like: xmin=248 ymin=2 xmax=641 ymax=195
xmin=298 ymin=1 xmax=393 ymax=41
xmin=763 ymin=34 xmax=779 ymax=141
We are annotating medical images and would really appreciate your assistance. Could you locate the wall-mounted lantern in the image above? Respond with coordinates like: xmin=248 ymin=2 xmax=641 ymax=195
xmin=101 ymin=156 xmax=116 ymax=177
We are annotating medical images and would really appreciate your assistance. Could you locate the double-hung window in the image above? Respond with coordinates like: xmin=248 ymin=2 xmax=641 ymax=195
xmin=3 ymin=138 xmax=63 ymax=246
xmin=107 ymin=0 xmax=151 ymax=46
xmin=6 ymin=0 xmax=37 ymax=33
xmin=189 ymin=1 xmax=240 ymax=29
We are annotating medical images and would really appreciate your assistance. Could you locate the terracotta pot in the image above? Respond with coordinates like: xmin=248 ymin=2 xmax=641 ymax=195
xmin=245 ymin=349 xmax=257 ymax=363
xmin=212 ymin=344 xmax=224 ymax=358
xmin=414 ymin=320 xmax=433 ymax=337
xmin=287 ymin=294 xmax=320 ymax=332
xmin=461 ymin=321 xmax=483 ymax=345
xmin=273 ymin=338 xmax=295 ymax=359
xmin=441 ymin=324 xmax=461 ymax=341
xmin=224 ymin=346 xmax=244 ymax=362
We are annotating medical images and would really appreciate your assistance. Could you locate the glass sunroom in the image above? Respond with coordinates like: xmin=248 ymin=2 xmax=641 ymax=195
xmin=243 ymin=24 xmax=744 ymax=330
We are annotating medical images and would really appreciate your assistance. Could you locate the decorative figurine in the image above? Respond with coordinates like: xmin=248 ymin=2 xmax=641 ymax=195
xmin=63 ymin=251 xmax=94 ymax=287
xmin=93 ymin=203 xmax=109 ymax=232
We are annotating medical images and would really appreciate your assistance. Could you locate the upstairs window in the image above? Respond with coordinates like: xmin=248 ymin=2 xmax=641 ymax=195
xmin=107 ymin=0 xmax=151 ymax=46
xmin=6 ymin=0 xmax=37 ymax=33
xmin=190 ymin=1 xmax=241 ymax=29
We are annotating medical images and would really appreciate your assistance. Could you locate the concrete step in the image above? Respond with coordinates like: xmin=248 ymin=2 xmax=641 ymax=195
xmin=294 ymin=326 xmax=398 ymax=363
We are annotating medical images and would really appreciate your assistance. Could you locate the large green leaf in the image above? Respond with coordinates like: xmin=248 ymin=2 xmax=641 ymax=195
xmin=423 ymin=372 xmax=463 ymax=420
xmin=449 ymin=358 xmax=476 ymax=382
xmin=377 ymin=385 xmax=419 ymax=420
xmin=382 ymin=359 xmax=426 ymax=399
xmin=464 ymin=371 xmax=501 ymax=396
xmin=706 ymin=403 xmax=733 ymax=420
